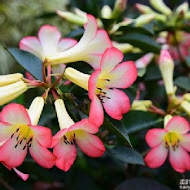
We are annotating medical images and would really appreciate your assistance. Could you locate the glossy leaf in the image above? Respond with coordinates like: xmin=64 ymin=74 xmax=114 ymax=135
xmin=174 ymin=76 xmax=190 ymax=91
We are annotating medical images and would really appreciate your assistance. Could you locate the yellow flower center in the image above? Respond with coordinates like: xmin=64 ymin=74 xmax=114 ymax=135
xmin=63 ymin=131 xmax=76 ymax=145
xmin=11 ymin=124 xmax=34 ymax=150
xmin=164 ymin=132 xmax=180 ymax=151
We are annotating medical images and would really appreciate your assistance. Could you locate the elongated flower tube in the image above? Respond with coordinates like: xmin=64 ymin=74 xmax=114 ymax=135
xmin=145 ymin=116 xmax=190 ymax=173
xmin=0 ymin=81 xmax=28 ymax=106
xmin=51 ymin=99 xmax=105 ymax=171
xmin=135 ymin=53 xmax=154 ymax=68
xmin=0 ymin=103 xmax=56 ymax=169
xmin=19 ymin=25 xmax=77 ymax=74
xmin=46 ymin=14 xmax=112 ymax=70
xmin=0 ymin=73 xmax=23 ymax=87
xmin=158 ymin=49 xmax=175 ymax=96
xmin=65 ymin=47 xmax=137 ymax=120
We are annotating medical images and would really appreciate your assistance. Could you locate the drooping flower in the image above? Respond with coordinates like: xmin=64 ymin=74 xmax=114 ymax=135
xmin=46 ymin=14 xmax=112 ymax=70
xmin=145 ymin=116 xmax=190 ymax=173
xmin=51 ymin=99 xmax=105 ymax=171
xmin=0 ymin=100 xmax=56 ymax=169
xmin=64 ymin=47 xmax=137 ymax=120
xmin=19 ymin=24 xmax=77 ymax=74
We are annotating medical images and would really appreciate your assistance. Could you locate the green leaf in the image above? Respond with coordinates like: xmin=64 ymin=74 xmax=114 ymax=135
xmin=108 ymin=146 xmax=144 ymax=165
xmin=116 ymin=33 xmax=161 ymax=54
xmin=174 ymin=76 xmax=190 ymax=91
xmin=103 ymin=117 xmax=131 ymax=146
xmin=7 ymin=48 xmax=43 ymax=81
xmin=122 ymin=111 xmax=163 ymax=134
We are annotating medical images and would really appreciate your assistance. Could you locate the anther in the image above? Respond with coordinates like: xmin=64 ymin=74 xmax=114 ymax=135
xmin=11 ymin=133 xmax=14 ymax=138
xmin=16 ymin=128 xmax=19 ymax=132
xmin=64 ymin=140 xmax=68 ymax=144
xmin=64 ymin=135 xmax=67 ymax=140
xmin=105 ymin=79 xmax=110 ymax=82
xmin=15 ymin=144 xmax=18 ymax=148
xmin=107 ymin=97 xmax=111 ymax=99
xmin=23 ymin=145 xmax=26 ymax=150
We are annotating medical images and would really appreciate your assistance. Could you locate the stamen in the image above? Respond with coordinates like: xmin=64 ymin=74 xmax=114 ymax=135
xmin=23 ymin=145 xmax=26 ymax=150
xmin=11 ymin=133 xmax=14 ymax=138
xmin=105 ymin=79 xmax=110 ymax=82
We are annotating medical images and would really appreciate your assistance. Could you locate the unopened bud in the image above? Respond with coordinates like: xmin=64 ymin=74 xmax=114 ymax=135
xmin=164 ymin=114 xmax=173 ymax=128
xmin=181 ymin=100 xmax=190 ymax=116
xmin=112 ymin=41 xmax=133 ymax=53
xmin=0 ymin=73 xmax=23 ymax=87
xmin=131 ymin=100 xmax=152 ymax=111
xmin=183 ymin=93 xmax=190 ymax=102
xmin=136 ymin=3 xmax=154 ymax=14
xmin=135 ymin=13 xmax=155 ymax=26
xmin=112 ymin=0 xmax=127 ymax=18
xmin=176 ymin=2 xmax=189 ymax=15
xmin=101 ymin=5 xmax=112 ymax=19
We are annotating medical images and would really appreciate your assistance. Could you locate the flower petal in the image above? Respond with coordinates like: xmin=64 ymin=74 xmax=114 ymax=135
xmin=38 ymin=25 xmax=61 ymax=55
xmin=145 ymin=128 xmax=166 ymax=148
xmin=75 ymin=130 xmax=105 ymax=157
xmin=166 ymin=116 xmax=190 ymax=134
xmin=13 ymin=168 xmax=29 ymax=181
xmin=0 ymin=135 xmax=27 ymax=167
xmin=179 ymin=134 xmax=190 ymax=152
xmin=103 ymin=88 xmax=130 ymax=120
xmin=107 ymin=61 xmax=137 ymax=89
xmin=89 ymin=96 xmax=104 ymax=127
xmin=53 ymin=139 xmax=77 ymax=171
xmin=30 ymin=125 xmax=52 ymax=148
xmin=57 ymin=38 xmax=78 ymax=52
xmin=19 ymin=37 xmax=44 ymax=60
xmin=0 ymin=121 xmax=15 ymax=142
xmin=29 ymin=139 xmax=56 ymax=168
xmin=169 ymin=146 xmax=190 ymax=173
xmin=51 ymin=64 xmax=66 ymax=75
xmin=0 ymin=103 xmax=31 ymax=125
xmin=144 ymin=143 xmax=168 ymax=168
xmin=88 ymin=69 xmax=101 ymax=100
xmin=100 ymin=47 xmax=123 ymax=73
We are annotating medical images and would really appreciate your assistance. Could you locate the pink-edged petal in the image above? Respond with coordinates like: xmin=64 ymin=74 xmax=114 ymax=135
xmin=30 ymin=125 xmax=52 ymax=148
xmin=51 ymin=128 xmax=68 ymax=148
xmin=89 ymin=96 xmax=104 ymax=127
xmin=179 ymin=134 xmax=190 ymax=152
xmin=103 ymin=88 xmax=130 ymax=120
xmin=100 ymin=47 xmax=123 ymax=73
xmin=57 ymin=38 xmax=78 ymax=52
xmin=166 ymin=116 xmax=190 ymax=134
xmin=0 ymin=103 xmax=31 ymax=125
xmin=88 ymin=69 xmax=101 ymax=100
xmin=145 ymin=128 xmax=166 ymax=148
xmin=169 ymin=146 xmax=190 ymax=173
xmin=75 ymin=130 xmax=105 ymax=157
xmin=51 ymin=64 xmax=66 ymax=75
xmin=135 ymin=53 xmax=154 ymax=68
xmin=144 ymin=143 xmax=168 ymax=168
xmin=38 ymin=25 xmax=61 ymax=55
xmin=68 ymin=119 xmax=98 ymax=134
xmin=0 ymin=135 xmax=27 ymax=167
xmin=107 ymin=61 xmax=137 ymax=89
xmin=13 ymin=168 xmax=29 ymax=181
xmin=29 ymin=139 xmax=56 ymax=168
xmin=53 ymin=139 xmax=77 ymax=171
xmin=19 ymin=37 xmax=44 ymax=60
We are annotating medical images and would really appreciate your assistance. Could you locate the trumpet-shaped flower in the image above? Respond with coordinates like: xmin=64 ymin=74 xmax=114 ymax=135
xmin=0 ymin=73 xmax=23 ymax=87
xmin=19 ymin=24 xmax=77 ymax=74
xmin=145 ymin=116 xmax=190 ymax=173
xmin=46 ymin=14 xmax=112 ymax=70
xmin=0 ymin=81 xmax=28 ymax=106
xmin=51 ymin=99 xmax=105 ymax=171
xmin=64 ymin=47 xmax=137 ymax=120
xmin=0 ymin=102 xmax=55 ymax=169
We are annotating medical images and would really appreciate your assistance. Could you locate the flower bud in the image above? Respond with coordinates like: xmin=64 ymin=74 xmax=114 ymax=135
xmin=176 ymin=2 xmax=189 ymax=15
xmin=0 ymin=73 xmax=23 ymax=87
xmin=112 ymin=41 xmax=133 ymax=53
xmin=136 ymin=3 xmax=154 ymax=14
xmin=131 ymin=100 xmax=152 ymax=111
xmin=101 ymin=5 xmax=112 ymax=19
xmin=158 ymin=49 xmax=175 ymax=96
xmin=64 ymin=67 xmax=89 ymax=90
xmin=28 ymin=97 xmax=44 ymax=125
xmin=180 ymin=100 xmax=190 ymax=116
xmin=112 ymin=0 xmax=127 ymax=18
xmin=183 ymin=93 xmax=190 ymax=102
xmin=0 ymin=81 xmax=27 ymax=106
xmin=135 ymin=14 xmax=155 ymax=26
xmin=150 ymin=0 xmax=172 ymax=16
xmin=164 ymin=114 xmax=173 ymax=128
xmin=56 ymin=10 xmax=87 ymax=26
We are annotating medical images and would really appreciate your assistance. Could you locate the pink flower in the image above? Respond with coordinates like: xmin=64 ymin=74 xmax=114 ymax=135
xmin=145 ymin=116 xmax=190 ymax=173
xmin=19 ymin=25 xmax=77 ymax=74
xmin=88 ymin=47 xmax=137 ymax=120
xmin=0 ymin=103 xmax=56 ymax=169
xmin=51 ymin=99 xmax=105 ymax=171
xmin=46 ymin=14 xmax=112 ymax=70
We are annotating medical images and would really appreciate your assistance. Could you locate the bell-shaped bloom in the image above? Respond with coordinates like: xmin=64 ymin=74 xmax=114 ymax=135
xmin=158 ymin=49 xmax=175 ymax=96
xmin=19 ymin=25 xmax=77 ymax=74
xmin=0 ymin=102 xmax=56 ymax=169
xmin=64 ymin=47 xmax=137 ymax=120
xmin=0 ymin=73 xmax=23 ymax=87
xmin=0 ymin=81 xmax=28 ymax=106
xmin=46 ymin=14 xmax=112 ymax=70
xmin=51 ymin=99 xmax=105 ymax=171
xmin=145 ymin=116 xmax=190 ymax=173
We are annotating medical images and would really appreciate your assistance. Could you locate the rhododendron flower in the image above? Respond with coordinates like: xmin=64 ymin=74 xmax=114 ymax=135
xmin=20 ymin=25 xmax=77 ymax=74
xmin=64 ymin=47 xmax=137 ymax=120
xmin=46 ymin=14 xmax=112 ymax=70
xmin=145 ymin=116 xmax=190 ymax=173
xmin=0 ymin=73 xmax=23 ymax=87
xmin=51 ymin=99 xmax=105 ymax=171
xmin=0 ymin=102 xmax=56 ymax=169
xmin=0 ymin=81 xmax=28 ymax=106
